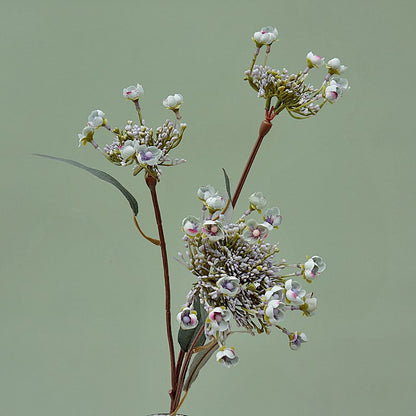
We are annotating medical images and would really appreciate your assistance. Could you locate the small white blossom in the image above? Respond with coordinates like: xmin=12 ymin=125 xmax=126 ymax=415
xmin=216 ymin=347 xmax=239 ymax=368
xmin=249 ymin=192 xmax=267 ymax=210
xmin=87 ymin=110 xmax=106 ymax=128
xmin=300 ymin=293 xmax=317 ymax=316
xmin=78 ymin=126 xmax=95 ymax=146
xmin=177 ymin=307 xmax=198 ymax=330
xmin=285 ymin=279 xmax=306 ymax=305
xmin=208 ymin=306 xmax=232 ymax=332
xmin=253 ymin=26 xmax=278 ymax=46
xmin=264 ymin=285 xmax=285 ymax=302
xmin=217 ymin=275 xmax=240 ymax=297
xmin=162 ymin=93 xmax=183 ymax=110
xmin=288 ymin=331 xmax=308 ymax=350
xmin=263 ymin=207 xmax=282 ymax=229
xmin=182 ymin=216 xmax=201 ymax=237
xmin=243 ymin=219 xmax=269 ymax=242
xmin=136 ymin=145 xmax=162 ymax=166
xmin=327 ymin=58 xmax=347 ymax=75
xmin=123 ymin=83 xmax=144 ymax=101
xmin=306 ymin=51 xmax=324 ymax=68
xmin=206 ymin=195 xmax=226 ymax=212
xmin=120 ymin=139 xmax=139 ymax=159
xmin=197 ymin=185 xmax=217 ymax=201
xmin=202 ymin=220 xmax=224 ymax=241
xmin=265 ymin=299 xmax=285 ymax=325
xmin=303 ymin=256 xmax=326 ymax=281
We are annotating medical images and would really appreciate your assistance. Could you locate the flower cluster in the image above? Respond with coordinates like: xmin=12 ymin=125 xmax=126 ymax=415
xmin=77 ymin=85 xmax=187 ymax=179
xmin=245 ymin=26 xmax=349 ymax=119
xmin=177 ymin=187 xmax=326 ymax=367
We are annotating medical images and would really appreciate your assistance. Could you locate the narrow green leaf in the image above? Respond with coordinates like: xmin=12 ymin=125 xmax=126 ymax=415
xmin=178 ymin=299 xmax=207 ymax=352
xmin=184 ymin=343 xmax=218 ymax=391
xmin=222 ymin=168 xmax=231 ymax=201
xmin=34 ymin=154 xmax=139 ymax=216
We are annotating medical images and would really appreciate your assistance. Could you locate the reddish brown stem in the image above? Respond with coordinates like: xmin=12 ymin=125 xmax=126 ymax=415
xmin=145 ymin=174 xmax=176 ymax=406
xmin=232 ymin=119 xmax=273 ymax=208
xmin=171 ymin=326 xmax=205 ymax=412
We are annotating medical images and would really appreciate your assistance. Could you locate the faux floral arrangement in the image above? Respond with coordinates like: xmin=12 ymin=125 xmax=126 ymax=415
xmin=38 ymin=25 xmax=348 ymax=415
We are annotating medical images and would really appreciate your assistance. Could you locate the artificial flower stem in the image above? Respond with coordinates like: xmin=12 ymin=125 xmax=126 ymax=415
xmin=132 ymin=215 xmax=161 ymax=246
xmin=172 ymin=325 xmax=205 ymax=412
xmin=232 ymin=119 xmax=273 ymax=208
xmin=134 ymin=100 xmax=144 ymax=125
xmin=145 ymin=174 xmax=176 ymax=404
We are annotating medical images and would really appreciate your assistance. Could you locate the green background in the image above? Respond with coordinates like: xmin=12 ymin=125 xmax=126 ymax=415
xmin=1 ymin=0 xmax=414 ymax=415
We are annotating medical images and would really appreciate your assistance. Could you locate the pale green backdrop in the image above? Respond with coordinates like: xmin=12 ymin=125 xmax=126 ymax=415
xmin=1 ymin=0 xmax=415 ymax=415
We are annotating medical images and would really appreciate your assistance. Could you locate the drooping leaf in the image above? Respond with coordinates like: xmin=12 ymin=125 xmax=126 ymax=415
xmin=34 ymin=154 xmax=138 ymax=216
xmin=222 ymin=168 xmax=231 ymax=201
xmin=178 ymin=298 xmax=207 ymax=352
xmin=184 ymin=342 xmax=218 ymax=391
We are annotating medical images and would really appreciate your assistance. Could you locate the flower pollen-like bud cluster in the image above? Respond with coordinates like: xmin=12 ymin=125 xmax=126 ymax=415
xmin=245 ymin=26 xmax=349 ymax=119
xmin=77 ymin=84 xmax=187 ymax=180
xmin=177 ymin=186 xmax=327 ymax=367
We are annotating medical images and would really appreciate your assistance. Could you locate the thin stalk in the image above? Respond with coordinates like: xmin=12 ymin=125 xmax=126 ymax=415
xmin=145 ymin=174 xmax=176 ymax=405
xmin=232 ymin=119 xmax=273 ymax=207
xmin=172 ymin=326 xmax=205 ymax=412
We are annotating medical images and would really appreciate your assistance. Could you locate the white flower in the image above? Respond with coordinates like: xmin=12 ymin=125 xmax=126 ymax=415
xmin=78 ymin=126 xmax=95 ymax=146
xmin=306 ymin=51 xmax=324 ymax=68
xmin=326 ymin=58 xmax=347 ymax=75
xmin=197 ymin=185 xmax=217 ymax=201
xmin=217 ymin=275 xmax=240 ymax=297
xmin=123 ymin=83 xmax=144 ymax=101
xmin=216 ymin=347 xmax=239 ymax=368
xmin=243 ymin=219 xmax=269 ymax=242
xmin=136 ymin=145 xmax=162 ymax=166
xmin=303 ymin=256 xmax=326 ymax=281
xmin=288 ymin=331 xmax=308 ymax=350
xmin=262 ymin=207 xmax=282 ymax=229
xmin=177 ymin=306 xmax=198 ymax=330
xmin=87 ymin=110 xmax=106 ymax=128
xmin=265 ymin=299 xmax=285 ymax=325
xmin=300 ymin=293 xmax=317 ymax=316
xmin=206 ymin=195 xmax=226 ymax=212
xmin=182 ymin=216 xmax=201 ymax=237
xmin=325 ymin=78 xmax=349 ymax=103
xmin=119 ymin=139 xmax=139 ymax=159
xmin=285 ymin=279 xmax=306 ymax=305
xmin=253 ymin=26 xmax=279 ymax=46
xmin=249 ymin=192 xmax=267 ymax=210
xmin=162 ymin=93 xmax=183 ymax=110
xmin=208 ymin=306 xmax=231 ymax=332
xmin=264 ymin=285 xmax=285 ymax=302
xmin=202 ymin=220 xmax=224 ymax=241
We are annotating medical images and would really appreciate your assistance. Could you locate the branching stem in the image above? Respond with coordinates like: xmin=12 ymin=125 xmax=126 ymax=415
xmin=145 ymin=174 xmax=176 ymax=406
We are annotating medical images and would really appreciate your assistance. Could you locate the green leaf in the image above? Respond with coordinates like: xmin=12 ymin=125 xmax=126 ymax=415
xmin=34 ymin=154 xmax=138 ymax=216
xmin=222 ymin=168 xmax=231 ymax=201
xmin=178 ymin=299 xmax=207 ymax=352
xmin=183 ymin=342 xmax=218 ymax=392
